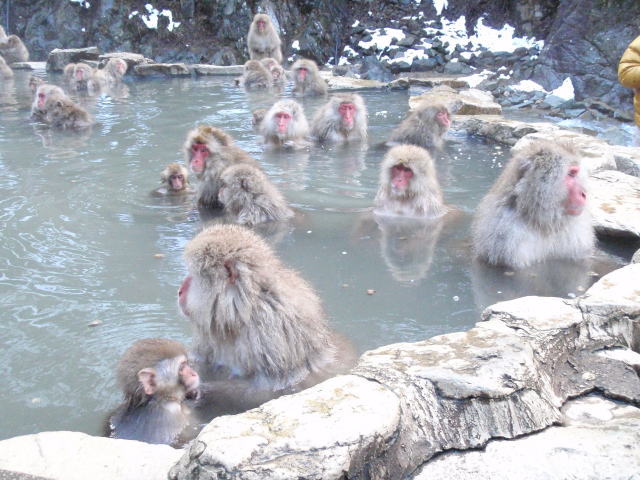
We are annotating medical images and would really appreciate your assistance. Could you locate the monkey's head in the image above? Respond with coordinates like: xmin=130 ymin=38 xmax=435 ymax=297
xmin=117 ymin=338 xmax=200 ymax=408
xmin=179 ymin=225 xmax=280 ymax=331
xmin=219 ymin=164 xmax=266 ymax=205
xmin=109 ymin=58 xmax=128 ymax=76
xmin=260 ymin=57 xmax=279 ymax=70
xmin=244 ymin=59 xmax=263 ymax=73
xmin=266 ymin=100 xmax=305 ymax=137
xmin=253 ymin=13 xmax=270 ymax=33
xmin=183 ymin=125 xmax=233 ymax=176
xmin=381 ymin=145 xmax=440 ymax=200
xmin=510 ymin=140 xmax=587 ymax=229
xmin=161 ymin=163 xmax=189 ymax=192
xmin=416 ymin=103 xmax=451 ymax=132
xmin=292 ymin=59 xmax=318 ymax=82
xmin=333 ymin=93 xmax=366 ymax=130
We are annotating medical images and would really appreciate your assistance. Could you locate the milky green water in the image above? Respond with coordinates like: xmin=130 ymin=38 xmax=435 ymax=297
xmin=0 ymin=71 xmax=632 ymax=440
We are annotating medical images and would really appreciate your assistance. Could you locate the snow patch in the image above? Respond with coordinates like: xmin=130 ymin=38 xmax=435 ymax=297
xmin=129 ymin=4 xmax=180 ymax=31
xmin=291 ymin=40 xmax=300 ymax=51
xmin=432 ymin=0 xmax=448 ymax=15
xmin=70 ymin=0 xmax=91 ymax=8
xmin=511 ymin=80 xmax=546 ymax=93
xmin=550 ymin=77 xmax=574 ymax=101
xmin=359 ymin=28 xmax=405 ymax=51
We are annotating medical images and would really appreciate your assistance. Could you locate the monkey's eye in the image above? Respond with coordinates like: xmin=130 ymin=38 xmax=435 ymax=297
xmin=567 ymin=166 xmax=579 ymax=177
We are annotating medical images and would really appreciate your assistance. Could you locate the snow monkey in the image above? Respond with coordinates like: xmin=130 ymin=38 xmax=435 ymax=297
xmin=0 ymin=34 xmax=29 ymax=64
xmin=106 ymin=338 xmax=201 ymax=447
xmin=260 ymin=99 xmax=311 ymax=149
xmin=240 ymin=59 xmax=272 ymax=90
xmin=63 ymin=63 xmax=94 ymax=91
xmin=152 ymin=163 xmax=191 ymax=196
xmin=0 ymin=55 xmax=13 ymax=78
xmin=260 ymin=57 xmax=285 ymax=87
xmin=387 ymin=101 xmax=451 ymax=151
xmin=374 ymin=144 xmax=447 ymax=218
xmin=182 ymin=125 xmax=258 ymax=207
xmin=177 ymin=224 xmax=357 ymax=395
xmin=89 ymin=58 xmax=128 ymax=91
xmin=218 ymin=163 xmax=294 ymax=226
xmin=247 ymin=13 xmax=283 ymax=64
xmin=311 ymin=93 xmax=368 ymax=143
xmin=472 ymin=139 xmax=594 ymax=269
xmin=43 ymin=94 xmax=92 ymax=130
xmin=30 ymin=84 xmax=66 ymax=121
xmin=291 ymin=58 xmax=328 ymax=96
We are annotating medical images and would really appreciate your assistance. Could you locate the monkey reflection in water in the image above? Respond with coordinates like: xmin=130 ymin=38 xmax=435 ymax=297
xmin=177 ymin=224 xmax=357 ymax=417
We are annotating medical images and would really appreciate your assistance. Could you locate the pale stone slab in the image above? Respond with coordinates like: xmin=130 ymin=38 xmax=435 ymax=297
xmin=133 ymin=63 xmax=191 ymax=77
xmin=455 ymin=115 xmax=558 ymax=145
xmin=389 ymin=76 xmax=470 ymax=90
xmin=325 ymin=76 xmax=386 ymax=90
xmin=414 ymin=395 xmax=640 ymax=480
xmin=610 ymin=144 xmax=640 ymax=177
xmin=9 ymin=62 xmax=46 ymax=71
xmin=46 ymin=47 xmax=100 ymax=72
xmin=0 ymin=431 xmax=183 ymax=480
xmin=409 ymin=87 xmax=502 ymax=115
xmin=170 ymin=375 xmax=400 ymax=480
xmin=589 ymin=170 xmax=640 ymax=237
xmin=190 ymin=64 xmax=244 ymax=76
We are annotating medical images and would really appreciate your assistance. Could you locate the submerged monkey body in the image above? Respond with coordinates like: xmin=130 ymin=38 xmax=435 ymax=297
xmin=472 ymin=140 xmax=595 ymax=269
xmin=180 ymin=225 xmax=354 ymax=392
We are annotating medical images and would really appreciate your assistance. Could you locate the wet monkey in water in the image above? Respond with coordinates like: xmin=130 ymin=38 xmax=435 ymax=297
xmin=291 ymin=58 xmax=328 ymax=96
xmin=177 ymin=224 xmax=356 ymax=399
xmin=386 ymin=101 xmax=451 ymax=152
xmin=374 ymin=144 xmax=448 ymax=218
xmin=30 ymin=84 xmax=68 ymax=121
xmin=43 ymin=94 xmax=92 ymax=130
xmin=472 ymin=139 xmax=594 ymax=269
xmin=260 ymin=99 xmax=311 ymax=149
xmin=182 ymin=125 xmax=258 ymax=207
xmin=311 ymin=93 xmax=368 ymax=144
xmin=106 ymin=338 xmax=201 ymax=447
xmin=0 ymin=34 xmax=29 ymax=64
xmin=247 ymin=13 xmax=283 ymax=64
xmin=63 ymin=63 xmax=94 ymax=91
xmin=239 ymin=59 xmax=272 ymax=90
xmin=152 ymin=163 xmax=192 ymax=196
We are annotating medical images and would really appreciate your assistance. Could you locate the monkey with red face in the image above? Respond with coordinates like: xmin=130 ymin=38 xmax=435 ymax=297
xmin=291 ymin=58 xmax=328 ymax=96
xmin=30 ymin=84 xmax=67 ymax=121
xmin=472 ymin=140 xmax=594 ymax=269
xmin=387 ymin=101 xmax=451 ymax=152
xmin=260 ymin=99 xmax=311 ymax=150
xmin=374 ymin=144 xmax=447 ymax=218
xmin=152 ymin=163 xmax=192 ymax=196
xmin=247 ymin=13 xmax=282 ymax=64
xmin=106 ymin=338 xmax=201 ymax=447
xmin=311 ymin=93 xmax=368 ymax=144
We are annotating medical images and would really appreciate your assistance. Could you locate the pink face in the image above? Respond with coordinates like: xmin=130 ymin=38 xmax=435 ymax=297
xmin=178 ymin=358 xmax=200 ymax=396
xmin=116 ymin=61 xmax=126 ymax=75
xmin=436 ymin=110 xmax=451 ymax=128
xmin=391 ymin=165 xmax=414 ymax=190
xmin=257 ymin=19 xmax=266 ymax=32
xmin=169 ymin=173 xmax=185 ymax=191
xmin=189 ymin=143 xmax=209 ymax=174
xmin=275 ymin=111 xmax=291 ymax=133
xmin=76 ymin=68 xmax=85 ymax=81
xmin=297 ymin=67 xmax=308 ymax=81
xmin=178 ymin=275 xmax=192 ymax=316
xmin=563 ymin=165 xmax=587 ymax=215
xmin=339 ymin=103 xmax=355 ymax=128
xmin=37 ymin=92 xmax=46 ymax=109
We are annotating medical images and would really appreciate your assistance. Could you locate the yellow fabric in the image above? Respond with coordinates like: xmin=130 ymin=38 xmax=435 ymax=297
xmin=618 ymin=35 xmax=640 ymax=126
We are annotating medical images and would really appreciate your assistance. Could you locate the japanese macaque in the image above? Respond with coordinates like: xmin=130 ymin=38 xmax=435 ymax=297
xmin=218 ymin=163 xmax=294 ymax=226
xmin=374 ymin=144 xmax=447 ymax=218
xmin=106 ymin=338 xmax=201 ymax=447
xmin=251 ymin=108 xmax=267 ymax=129
xmin=260 ymin=99 xmax=311 ymax=149
xmin=30 ymin=83 xmax=67 ymax=121
xmin=44 ymin=93 xmax=92 ymax=130
xmin=0 ymin=55 xmax=13 ymax=78
xmin=178 ymin=224 xmax=356 ymax=395
xmin=260 ymin=57 xmax=285 ymax=87
xmin=182 ymin=125 xmax=258 ymax=207
xmin=63 ymin=63 xmax=94 ymax=91
xmin=240 ymin=59 xmax=272 ymax=90
xmin=472 ymin=140 xmax=594 ymax=269
xmin=292 ymin=58 xmax=328 ymax=96
xmin=0 ymin=34 xmax=29 ymax=64
xmin=387 ymin=102 xmax=451 ymax=151
xmin=247 ymin=13 xmax=283 ymax=64
xmin=311 ymin=93 xmax=368 ymax=143
xmin=89 ymin=58 xmax=128 ymax=91
xmin=152 ymin=163 xmax=192 ymax=196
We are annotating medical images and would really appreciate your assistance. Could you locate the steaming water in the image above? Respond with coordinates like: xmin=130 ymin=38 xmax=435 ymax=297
xmin=0 ymin=71 xmax=634 ymax=440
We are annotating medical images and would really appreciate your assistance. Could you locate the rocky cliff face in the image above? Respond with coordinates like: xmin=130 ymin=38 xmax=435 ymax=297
xmin=2 ymin=0 xmax=639 ymax=108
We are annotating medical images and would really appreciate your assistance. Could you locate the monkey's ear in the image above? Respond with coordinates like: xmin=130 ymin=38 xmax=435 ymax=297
xmin=137 ymin=368 xmax=157 ymax=395
xmin=224 ymin=259 xmax=239 ymax=284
